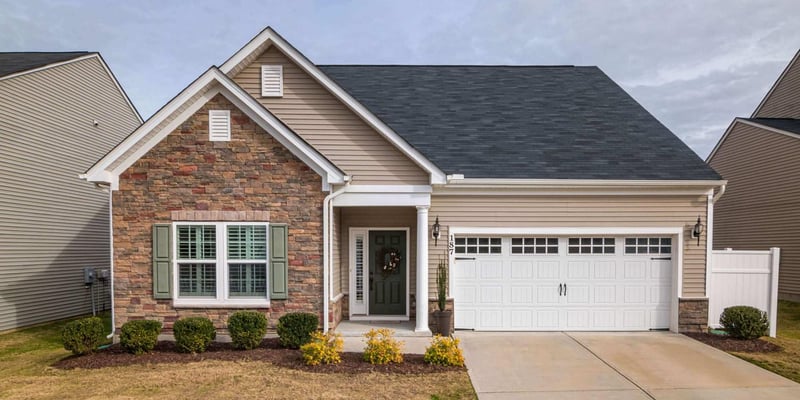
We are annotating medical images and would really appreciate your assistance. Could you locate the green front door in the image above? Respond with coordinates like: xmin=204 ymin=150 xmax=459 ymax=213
xmin=369 ymin=230 xmax=406 ymax=315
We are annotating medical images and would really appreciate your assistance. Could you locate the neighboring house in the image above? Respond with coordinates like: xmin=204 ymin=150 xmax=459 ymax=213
xmin=0 ymin=52 xmax=141 ymax=331
xmin=708 ymin=50 xmax=800 ymax=302
xmin=83 ymin=27 xmax=723 ymax=335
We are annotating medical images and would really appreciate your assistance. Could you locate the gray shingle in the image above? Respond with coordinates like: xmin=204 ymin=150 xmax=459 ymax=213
xmin=319 ymin=65 xmax=721 ymax=180
xmin=0 ymin=52 xmax=91 ymax=78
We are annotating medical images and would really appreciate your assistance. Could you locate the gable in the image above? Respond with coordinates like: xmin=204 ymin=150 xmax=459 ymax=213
xmin=232 ymin=46 xmax=430 ymax=185
xmin=753 ymin=50 xmax=800 ymax=118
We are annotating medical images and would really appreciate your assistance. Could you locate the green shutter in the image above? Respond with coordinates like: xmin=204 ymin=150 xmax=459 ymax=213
xmin=269 ymin=224 xmax=288 ymax=300
xmin=152 ymin=224 xmax=172 ymax=299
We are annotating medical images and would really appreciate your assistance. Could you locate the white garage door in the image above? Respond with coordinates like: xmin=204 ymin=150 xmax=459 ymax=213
xmin=453 ymin=236 xmax=673 ymax=331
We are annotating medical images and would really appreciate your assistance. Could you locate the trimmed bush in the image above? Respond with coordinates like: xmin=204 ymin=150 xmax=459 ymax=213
xmin=363 ymin=328 xmax=403 ymax=365
xmin=173 ymin=317 xmax=216 ymax=353
xmin=120 ymin=320 xmax=162 ymax=355
xmin=720 ymin=305 xmax=769 ymax=340
xmin=227 ymin=311 xmax=268 ymax=350
xmin=276 ymin=312 xmax=318 ymax=349
xmin=62 ymin=317 xmax=105 ymax=355
xmin=424 ymin=335 xmax=465 ymax=366
xmin=300 ymin=331 xmax=344 ymax=365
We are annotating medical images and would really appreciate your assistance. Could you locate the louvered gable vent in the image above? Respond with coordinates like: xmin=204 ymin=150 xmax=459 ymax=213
xmin=208 ymin=110 xmax=230 ymax=141
xmin=261 ymin=65 xmax=283 ymax=97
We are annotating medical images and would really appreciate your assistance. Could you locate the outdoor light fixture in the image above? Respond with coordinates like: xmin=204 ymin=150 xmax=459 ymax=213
xmin=691 ymin=216 xmax=704 ymax=245
xmin=432 ymin=216 xmax=441 ymax=246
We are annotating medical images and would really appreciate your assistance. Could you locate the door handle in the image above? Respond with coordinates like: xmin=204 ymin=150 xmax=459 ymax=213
xmin=564 ymin=284 xmax=567 ymax=296
xmin=559 ymin=283 xmax=563 ymax=296
xmin=369 ymin=272 xmax=374 ymax=291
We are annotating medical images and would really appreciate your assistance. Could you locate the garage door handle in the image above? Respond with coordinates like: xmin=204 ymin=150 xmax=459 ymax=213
xmin=455 ymin=257 xmax=476 ymax=260
xmin=563 ymin=284 xmax=567 ymax=296
xmin=650 ymin=257 xmax=672 ymax=260
xmin=558 ymin=283 xmax=563 ymax=296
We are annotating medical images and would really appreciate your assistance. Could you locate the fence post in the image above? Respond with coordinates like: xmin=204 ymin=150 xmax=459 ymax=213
xmin=769 ymin=247 xmax=781 ymax=338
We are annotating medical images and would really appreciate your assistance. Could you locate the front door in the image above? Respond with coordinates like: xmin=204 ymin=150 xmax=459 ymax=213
xmin=369 ymin=230 xmax=406 ymax=315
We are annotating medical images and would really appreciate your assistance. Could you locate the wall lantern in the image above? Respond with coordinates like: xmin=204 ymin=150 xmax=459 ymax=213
xmin=691 ymin=216 xmax=704 ymax=245
xmin=432 ymin=216 xmax=441 ymax=246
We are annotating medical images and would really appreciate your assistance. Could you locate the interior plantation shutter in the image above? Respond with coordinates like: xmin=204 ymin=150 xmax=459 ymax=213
xmin=208 ymin=110 xmax=230 ymax=141
xmin=152 ymin=224 xmax=173 ymax=299
xmin=260 ymin=65 xmax=283 ymax=97
xmin=269 ymin=224 xmax=289 ymax=300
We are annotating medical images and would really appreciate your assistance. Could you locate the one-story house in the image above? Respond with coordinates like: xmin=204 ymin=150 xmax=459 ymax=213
xmin=0 ymin=52 xmax=141 ymax=331
xmin=708 ymin=49 xmax=800 ymax=302
xmin=82 ymin=27 xmax=724 ymax=334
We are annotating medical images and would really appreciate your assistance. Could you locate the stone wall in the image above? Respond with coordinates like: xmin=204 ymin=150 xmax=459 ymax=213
xmin=679 ymin=298 xmax=709 ymax=333
xmin=112 ymin=93 xmax=325 ymax=332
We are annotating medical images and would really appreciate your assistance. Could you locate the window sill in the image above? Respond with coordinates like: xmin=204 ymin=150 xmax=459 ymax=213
xmin=173 ymin=300 xmax=271 ymax=309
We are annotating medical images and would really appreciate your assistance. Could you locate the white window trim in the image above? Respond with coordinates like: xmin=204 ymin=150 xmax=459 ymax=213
xmin=172 ymin=222 xmax=270 ymax=308
xmin=208 ymin=109 xmax=231 ymax=141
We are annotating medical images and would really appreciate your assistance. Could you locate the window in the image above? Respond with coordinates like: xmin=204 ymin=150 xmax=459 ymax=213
xmin=260 ymin=65 xmax=283 ymax=97
xmin=568 ymin=237 xmax=615 ymax=254
xmin=174 ymin=222 xmax=269 ymax=306
xmin=625 ymin=237 xmax=672 ymax=255
xmin=511 ymin=237 xmax=558 ymax=254
xmin=208 ymin=110 xmax=230 ymax=141
xmin=454 ymin=237 xmax=502 ymax=254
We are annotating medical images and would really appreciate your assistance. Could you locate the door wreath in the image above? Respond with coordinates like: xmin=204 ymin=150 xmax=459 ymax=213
xmin=377 ymin=247 xmax=402 ymax=277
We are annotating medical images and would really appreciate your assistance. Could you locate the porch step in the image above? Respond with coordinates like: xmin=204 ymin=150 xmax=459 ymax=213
xmin=334 ymin=320 xmax=432 ymax=337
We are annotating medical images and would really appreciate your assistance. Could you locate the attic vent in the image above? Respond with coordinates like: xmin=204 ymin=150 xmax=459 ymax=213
xmin=208 ymin=110 xmax=231 ymax=141
xmin=261 ymin=65 xmax=283 ymax=97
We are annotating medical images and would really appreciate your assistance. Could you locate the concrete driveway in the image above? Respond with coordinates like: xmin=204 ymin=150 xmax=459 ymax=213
xmin=457 ymin=331 xmax=800 ymax=399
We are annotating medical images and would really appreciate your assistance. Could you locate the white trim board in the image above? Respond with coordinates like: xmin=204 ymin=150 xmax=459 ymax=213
xmin=218 ymin=27 xmax=446 ymax=185
xmin=706 ymin=118 xmax=800 ymax=162
xmin=81 ymin=67 xmax=345 ymax=191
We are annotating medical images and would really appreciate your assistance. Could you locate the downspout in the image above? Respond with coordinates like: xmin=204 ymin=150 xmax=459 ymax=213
xmin=705 ymin=183 xmax=725 ymax=328
xmin=101 ymin=184 xmax=115 ymax=340
xmin=322 ymin=176 xmax=351 ymax=332
xmin=712 ymin=184 xmax=726 ymax=204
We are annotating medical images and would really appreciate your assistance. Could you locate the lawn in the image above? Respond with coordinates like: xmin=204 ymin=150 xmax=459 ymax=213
xmin=0 ymin=318 xmax=475 ymax=400
xmin=730 ymin=300 xmax=800 ymax=383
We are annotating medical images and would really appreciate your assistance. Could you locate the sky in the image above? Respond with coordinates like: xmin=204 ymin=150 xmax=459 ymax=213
xmin=2 ymin=0 xmax=799 ymax=158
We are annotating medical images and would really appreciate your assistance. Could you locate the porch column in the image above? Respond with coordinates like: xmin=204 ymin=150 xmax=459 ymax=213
xmin=415 ymin=206 xmax=431 ymax=333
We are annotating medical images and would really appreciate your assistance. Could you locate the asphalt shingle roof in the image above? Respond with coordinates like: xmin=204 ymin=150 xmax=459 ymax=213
xmin=744 ymin=118 xmax=800 ymax=136
xmin=0 ymin=52 xmax=91 ymax=78
xmin=319 ymin=65 xmax=721 ymax=180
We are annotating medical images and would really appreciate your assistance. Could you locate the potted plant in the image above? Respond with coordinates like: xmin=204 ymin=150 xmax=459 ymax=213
xmin=434 ymin=257 xmax=452 ymax=336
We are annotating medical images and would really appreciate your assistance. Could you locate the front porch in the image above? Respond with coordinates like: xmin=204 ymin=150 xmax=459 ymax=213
xmin=326 ymin=185 xmax=435 ymax=334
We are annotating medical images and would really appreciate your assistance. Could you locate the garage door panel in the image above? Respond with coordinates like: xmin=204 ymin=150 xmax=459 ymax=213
xmin=453 ymin=236 xmax=673 ymax=331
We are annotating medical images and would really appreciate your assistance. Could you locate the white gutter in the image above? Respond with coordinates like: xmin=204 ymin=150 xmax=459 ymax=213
xmin=445 ymin=177 xmax=728 ymax=188
xmin=712 ymin=184 xmax=727 ymax=204
xmin=322 ymin=177 xmax=351 ymax=332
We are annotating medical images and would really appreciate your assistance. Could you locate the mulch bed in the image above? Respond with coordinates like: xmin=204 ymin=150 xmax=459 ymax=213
xmin=52 ymin=338 xmax=463 ymax=374
xmin=685 ymin=332 xmax=782 ymax=353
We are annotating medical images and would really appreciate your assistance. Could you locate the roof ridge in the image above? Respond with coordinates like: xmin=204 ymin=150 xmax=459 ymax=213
xmin=318 ymin=64 xmax=586 ymax=68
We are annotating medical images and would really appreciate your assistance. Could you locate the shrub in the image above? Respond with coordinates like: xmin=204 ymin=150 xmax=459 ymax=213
xmin=424 ymin=335 xmax=465 ymax=366
xmin=720 ymin=305 xmax=769 ymax=340
xmin=227 ymin=311 xmax=268 ymax=350
xmin=363 ymin=328 xmax=403 ymax=364
xmin=62 ymin=317 xmax=106 ymax=355
xmin=173 ymin=317 xmax=216 ymax=353
xmin=300 ymin=331 xmax=344 ymax=365
xmin=276 ymin=312 xmax=318 ymax=349
xmin=120 ymin=320 xmax=162 ymax=355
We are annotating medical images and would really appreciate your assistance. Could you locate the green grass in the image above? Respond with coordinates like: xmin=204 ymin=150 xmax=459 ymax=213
xmin=731 ymin=300 xmax=800 ymax=383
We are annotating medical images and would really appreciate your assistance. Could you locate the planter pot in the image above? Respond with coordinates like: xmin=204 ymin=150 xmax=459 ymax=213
xmin=433 ymin=310 xmax=453 ymax=336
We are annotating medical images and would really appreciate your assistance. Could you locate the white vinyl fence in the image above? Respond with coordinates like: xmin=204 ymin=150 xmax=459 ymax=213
xmin=709 ymin=248 xmax=780 ymax=337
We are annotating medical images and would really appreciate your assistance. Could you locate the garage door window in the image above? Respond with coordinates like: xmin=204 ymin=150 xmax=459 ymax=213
xmin=568 ymin=237 xmax=615 ymax=254
xmin=511 ymin=237 xmax=558 ymax=254
xmin=625 ymin=237 xmax=671 ymax=255
xmin=454 ymin=237 xmax=502 ymax=254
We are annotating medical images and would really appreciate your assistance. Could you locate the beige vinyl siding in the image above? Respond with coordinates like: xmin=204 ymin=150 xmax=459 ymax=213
xmin=709 ymin=122 xmax=800 ymax=300
xmin=232 ymin=46 xmax=429 ymax=185
xmin=332 ymin=208 xmax=342 ymax=296
xmin=0 ymin=56 xmax=140 ymax=331
xmin=427 ymin=195 xmax=709 ymax=297
xmin=754 ymin=53 xmax=800 ymax=118
xmin=338 ymin=207 xmax=418 ymax=297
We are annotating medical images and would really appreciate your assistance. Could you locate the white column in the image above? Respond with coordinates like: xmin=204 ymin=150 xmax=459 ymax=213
xmin=415 ymin=206 xmax=431 ymax=333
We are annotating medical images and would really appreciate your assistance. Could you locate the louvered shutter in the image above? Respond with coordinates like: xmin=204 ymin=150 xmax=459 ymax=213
xmin=208 ymin=110 xmax=230 ymax=141
xmin=152 ymin=224 xmax=173 ymax=299
xmin=261 ymin=65 xmax=283 ymax=97
xmin=269 ymin=224 xmax=289 ymax=300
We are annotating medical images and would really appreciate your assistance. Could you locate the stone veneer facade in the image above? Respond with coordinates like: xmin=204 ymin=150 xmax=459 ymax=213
xmin=112 ymin=94 xmax=325 ymax=332
xmin=678 ymin=298 xmax=709 ymax=333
